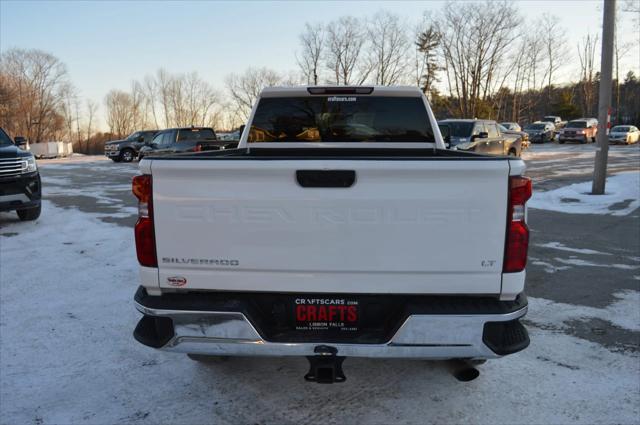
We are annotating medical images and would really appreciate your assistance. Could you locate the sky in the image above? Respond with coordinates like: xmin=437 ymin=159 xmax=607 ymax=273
xmin=1 ymin=0 xmax=639 ymax=129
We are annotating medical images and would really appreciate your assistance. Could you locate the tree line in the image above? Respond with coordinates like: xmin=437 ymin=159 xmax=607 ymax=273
xmin=0 ymin=1 xmax=638 ymax=154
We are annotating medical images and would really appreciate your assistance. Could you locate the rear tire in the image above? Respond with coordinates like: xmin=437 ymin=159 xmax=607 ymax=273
xmin=111 ymin=157 xmax=121 ymax=163
xmin=508 ymin=149 xmax=517 ymax=157
xmin=187 ymin=353 xmax=229 ymax=363
xmin=17 ymin=204 xmax=41 ymax=221
xmin=121 ymin=149 xmax=135 ymax=163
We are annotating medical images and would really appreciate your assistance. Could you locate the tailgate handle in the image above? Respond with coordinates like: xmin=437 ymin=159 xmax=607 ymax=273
xmin=296 ymin=170 xmax=356 ymax=188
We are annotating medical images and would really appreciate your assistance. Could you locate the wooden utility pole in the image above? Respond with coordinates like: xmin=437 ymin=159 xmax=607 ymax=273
xmin=592 ymin=0 xmax=616 ymax=194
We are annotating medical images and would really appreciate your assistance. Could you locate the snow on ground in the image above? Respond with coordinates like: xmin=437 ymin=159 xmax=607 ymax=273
xmin=522 ymin=142 xmax=640 ymax=161
xmin=1 ymin=160 xmax=639 ymax=424
xmin=528 ymin=291 xmax=640 ymax=332
xmin=536 ymin=241 xmax=611 ymax=255
xmin=554 ymin=257 xmax=640 ymax=270
xmin=529 ymin=171 xmax=640 ymax=216
xmin=529 ymin=259 xmax=572 ymax=273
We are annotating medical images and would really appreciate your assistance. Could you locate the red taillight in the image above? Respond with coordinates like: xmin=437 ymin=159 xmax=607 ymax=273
xmin=194 ymin=144 xmax=202 ymax=152
xmin=132 ymin=175 xmax=157 ymax=267
xmin=504 ymin=176 xmax=532 ymax=273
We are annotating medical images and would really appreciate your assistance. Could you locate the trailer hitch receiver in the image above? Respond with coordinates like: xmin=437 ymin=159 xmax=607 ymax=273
xmin=304 ymin=345 xmax=346 ymax=384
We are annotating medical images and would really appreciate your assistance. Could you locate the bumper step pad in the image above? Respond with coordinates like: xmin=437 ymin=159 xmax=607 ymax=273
xmin=483 ymin=319 xmax=530 ymax=355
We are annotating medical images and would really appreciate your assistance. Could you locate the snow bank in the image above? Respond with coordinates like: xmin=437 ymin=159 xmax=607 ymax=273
xmin=529 ymin=171 xmax=640 ymax=216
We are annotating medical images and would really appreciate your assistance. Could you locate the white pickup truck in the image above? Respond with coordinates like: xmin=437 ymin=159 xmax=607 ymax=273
xmin=132 ymin=86 xmax=531 ymax=383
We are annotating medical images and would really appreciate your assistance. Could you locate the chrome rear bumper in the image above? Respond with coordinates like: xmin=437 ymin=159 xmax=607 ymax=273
xmin=134 ymin=296 xmax=528 ymax=359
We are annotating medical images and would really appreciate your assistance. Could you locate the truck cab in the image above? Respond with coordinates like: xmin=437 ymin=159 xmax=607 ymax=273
xmin=137 ymin=127 xmax=236 ymax=160
xmin=0 ymin=128 xmax=41 ymax=221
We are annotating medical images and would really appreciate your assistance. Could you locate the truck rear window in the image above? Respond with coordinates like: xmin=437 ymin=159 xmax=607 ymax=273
xmin=178 ymin=129 xmax=216 ymax=141
xmin=248 ymin=97 xmax=434 ymax=143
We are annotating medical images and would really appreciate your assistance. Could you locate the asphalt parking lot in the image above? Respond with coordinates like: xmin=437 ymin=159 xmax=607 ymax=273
xmin=1 ymin=143 xmax=639 ymax=424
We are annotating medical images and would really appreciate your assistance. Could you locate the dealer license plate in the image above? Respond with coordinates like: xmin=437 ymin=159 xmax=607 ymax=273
xmin=294 ymin=297 xmax=359 ymax=332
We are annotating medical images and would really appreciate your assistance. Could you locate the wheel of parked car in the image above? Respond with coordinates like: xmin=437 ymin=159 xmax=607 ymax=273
xmin=121 ymin=148 xmax=135 ymax=162
xmin=16 ymin=204 xmax=41 ymax=221
xmin=111 ymin=157 xmax=121 ymax=163
xmin=508 ymin=149 xmax=518 ymax=157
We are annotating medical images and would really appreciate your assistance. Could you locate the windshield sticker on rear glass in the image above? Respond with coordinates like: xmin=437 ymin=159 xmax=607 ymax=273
xmin=327 ymin=96 xmax=357 ymax=102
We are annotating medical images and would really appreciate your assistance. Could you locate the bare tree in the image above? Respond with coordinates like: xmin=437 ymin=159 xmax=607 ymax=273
xmin=225 ymin=67 xmax=282 ymax=121
xmin=169 ymin=72 xmax=219 ymax=127
xmin=143 ymin=74 xmax=160 ymax=128
xmin=613 ymin=5 xmax=636 ymax=122
xmin=325 ymin=16 xmax=371 ymax=85
xmin=577 ymin=33 xmax=599 ymax=116
xmin=59 ymin=83 xmax=78 ymax=142
xmin=436 ymin=1 xmax=520 ymax=117
xmin=104 ymin=89 xmax=134 ymax=137
xmin=0 ymin=48 xmax=71 ymax=142
xmin=156 ymin=68 xmax=172 ymax=128
xmin=366 ymin=11 xmax=411 ymax=85
xmin=130 ymin=80 xmax=148 ymax=130
xmin=86 ymin=99 xmax=97 ymax=144
xmin=541 ymin=14 xmax=569 ymax=108
xmin=508 ymin=33 xmax=531 ymax=122
xmin=297 ymin=23 xmax=325 ymax=85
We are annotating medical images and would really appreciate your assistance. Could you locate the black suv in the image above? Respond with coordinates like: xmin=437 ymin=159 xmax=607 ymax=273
xmin=138 ymin=127 xmax=236 ymax=160
xmin=0 ymin=128 xmax=41 ymax=221
xmin=438 ymin=119 xmax=522 ymax=156
xmin=104 ymin=130 xmax=159 ymax=162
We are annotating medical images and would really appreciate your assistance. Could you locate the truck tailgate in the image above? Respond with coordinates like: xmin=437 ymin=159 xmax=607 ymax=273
xmin=151 ymin=159 xmax=509 ymax=294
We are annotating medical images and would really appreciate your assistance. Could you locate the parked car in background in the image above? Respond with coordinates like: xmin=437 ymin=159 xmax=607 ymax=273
xmin=608 ymin=125 xmax=640 ymax=144
xmin=0 ymin=128 xmax=41 ymax=221
xmin=558 ymin=119 xmax=597 ymax=144
xmin=524 ymin=122 xmax=555 ymax=143
xmin=541 ymin=116 xmax=562 ymax=126
xmin=137 ymin=127 xmax=236 ymax=160
xmin=541 ymin=115 xmax=566 ymax=133
xmin=104 ymin=130 xmax=158 ymax=162
xmin=500 ymin=122 xmax=522 ymax=132
xmin=498 ymin=124 xmax=529 ymax=152
xmin=439 ymin=119 xmax=522 ymax=156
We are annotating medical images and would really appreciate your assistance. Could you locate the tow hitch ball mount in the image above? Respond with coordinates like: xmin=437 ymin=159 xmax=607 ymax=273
xmin=304 ymin=345 xmax=346 ymax=384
